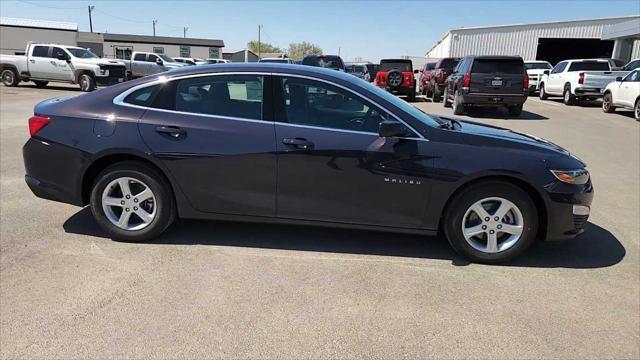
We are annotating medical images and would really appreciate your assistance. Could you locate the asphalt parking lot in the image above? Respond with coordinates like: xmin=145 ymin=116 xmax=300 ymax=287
xmin=1 ymin=84 xmax=638 ymax=358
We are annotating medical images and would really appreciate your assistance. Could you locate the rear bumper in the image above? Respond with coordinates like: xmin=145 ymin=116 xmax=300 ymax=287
xmin=460 ymin=92 xmax=527 ymax=106
xmin=378 ymin=85 xmax=413 ymax=95
xmin=23 ymin=138 xmax=88 ymax=206
xmin=544 ymin=181 xmax=594 ymax=241
xmin=574 ymin=87 xmax=603 ymax=97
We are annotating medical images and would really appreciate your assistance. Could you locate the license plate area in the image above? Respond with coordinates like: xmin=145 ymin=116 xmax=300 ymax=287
xmin=491 ymin=79 xmax=503 ymax=86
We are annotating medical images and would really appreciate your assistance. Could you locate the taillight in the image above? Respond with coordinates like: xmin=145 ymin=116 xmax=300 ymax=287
xmin=463 ymin=73 xmax=471 ymax=88
xmin=28 ymin=115 xmax=50 ymax=136
xmin=523 ymin=73 xmax=529 ymax=89
xmin=403 ymin=73 xmax=413 ymax=85
xmin=578 ymin=72 xmax=584 ymax=85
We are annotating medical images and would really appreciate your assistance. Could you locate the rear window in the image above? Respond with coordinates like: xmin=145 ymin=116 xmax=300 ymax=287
xmin=438 ymin=58 xmax=459 ymax=69
xmin=525 ymin=62 xmax=552 ymax=70
xmin=472 ymin=59 xmax=524 ymax=74
xmin=426 ymin=62 xmax=436 ymax=70
xmin=568 ymin=61 xmax=610 ymax=71
xmin=379 ymin=60 xmax=412 ymax=72
xmin=302 ymin=56 xmax=344 ymax=70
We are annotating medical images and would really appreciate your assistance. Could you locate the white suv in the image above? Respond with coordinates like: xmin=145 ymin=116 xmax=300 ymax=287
xmin=602 ymin=68 xmax=640 ymax=120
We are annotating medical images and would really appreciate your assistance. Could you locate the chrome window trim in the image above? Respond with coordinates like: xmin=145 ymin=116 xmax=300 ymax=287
xmin=112 ymin=71 xmax=426 ymax=140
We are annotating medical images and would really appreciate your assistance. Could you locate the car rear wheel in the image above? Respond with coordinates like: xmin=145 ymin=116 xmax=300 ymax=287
xmin=635 ymin=99 xmax=640 ymax=121
xmin=443 ymin=181 xmax=538 ymax=263
xmin=452 ymin=90 xmax=465 ymax=115
xmin=563 ymin=86 xmax=575 ymax=106
xmin=79 ymin=73 xmax=96 ymax=92
xmin=539 ymin=83 xmax=548 ymax=100
xmin=432 ymin=84 xmax=442 ymax=102
xmin=34 ymin=80 xmax=48 ymax=88
xmin=443 ymin=86 xmax=452 ymax=108
xmin=602 ymin=93 xmax=615 ymax=113
xmin=90 ymin=162 xmax=175 ymax=242
xmin=1 ymin=69 xmax=19 ymax=87
xmin=508 ymin=104 xmax=523 ymax=117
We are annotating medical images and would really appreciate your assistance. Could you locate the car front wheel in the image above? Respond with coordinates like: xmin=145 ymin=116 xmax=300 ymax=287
xmin=90 ymin=162 xmax=175 ymax=242
xmin=635 ymin=99 xmax=640 ymax=121
xmin=539 ymin=83 xmax=547 ymax=100
xmin=79 ymin=73 xmax=96 ymax=92
xmin=443 ymin=181 xmax=538 ymax=263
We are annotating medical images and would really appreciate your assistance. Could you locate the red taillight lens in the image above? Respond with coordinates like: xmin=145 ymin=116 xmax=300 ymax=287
xmin=523 ymin=73 xmax=529 ymax=89
xmin=463 ymin=73 xmax=471 ymax=88
xmin=28 ymin=115 xmax=50 ymax=136
xmin=578 ymin=72 xmax=584 ymax=85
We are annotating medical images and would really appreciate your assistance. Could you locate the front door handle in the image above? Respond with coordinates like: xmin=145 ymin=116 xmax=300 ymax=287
xmin=29 ymin=59 xmax=35 ymax=63
xmin=156 ymin=125 xmax=186 ymax=140
xmin=282 ymin=137 xmax=314 ymax=150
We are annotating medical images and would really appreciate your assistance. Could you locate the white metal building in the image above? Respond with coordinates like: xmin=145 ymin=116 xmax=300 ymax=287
xmin=426 ymin=16 xmax=640 ymax=64
xmin=0 ymin=17 xmax=77 ymax=55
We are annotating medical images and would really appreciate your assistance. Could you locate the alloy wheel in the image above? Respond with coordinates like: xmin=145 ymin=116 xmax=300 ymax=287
xmin=2 ymin=70 xmax=14 ymax=86
xmin=461 ymin=197 xmax=524 ymax=253
xmin=101 ymin=177 xmax=156 ymax=231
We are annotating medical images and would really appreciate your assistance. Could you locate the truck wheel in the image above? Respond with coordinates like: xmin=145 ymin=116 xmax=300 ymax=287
xmin=539 ymin=83 xmax=548 ymax=100
xmin=602 ymin=93 xmax=615 ymax=113
xmin=79 ymin=73 xmax=96 ymax=92
xmin=432 ymin=85 xmax=442 ymax=102
xmin=452 ymin=90 xmax=465 ymax=115
xmin=34 ymin=81 xmax=48 ymax=88
xmin=407 ymin=88 xmax=416 ymax=102
xmin=1 ymin=69 xmax=19 ymax=87
xmin=443 ymin=86 xmax=452 ymax=108
xmin=508 ymin=104 xmax=523 ymax=117
xmin=563 ymin=85 xmax=575 ymax=106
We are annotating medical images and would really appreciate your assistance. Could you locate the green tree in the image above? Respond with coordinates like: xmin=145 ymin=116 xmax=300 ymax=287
xmin=247 ymin=41 xmax=283 ymax=55
xmin=287 ymin=42 xmax=323 ymax=61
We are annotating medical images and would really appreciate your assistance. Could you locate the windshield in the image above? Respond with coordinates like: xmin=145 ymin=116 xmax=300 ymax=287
xmin=568 ymin=61 xmax=609 ymax=71
xmin=348 ymin=65 xmax=366 ymax=73
xmin=158 ymin=54 xmax=175 ymax=62
xmin=380 ymin=61 xmax=412 ymax=72
xmin=525 ymin=62 xmax=552 ymax=70
xmin=349 ymin=76 xmax=438 ymax=128
xmin=66 ymin=48 xmax=99 ymax=59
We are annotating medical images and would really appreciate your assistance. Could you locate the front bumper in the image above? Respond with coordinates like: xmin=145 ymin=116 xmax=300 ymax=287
xmin=544 ymin=180 xmax=594 ymax=241
xmin=95 ymin=65 xmax=127 ymax=86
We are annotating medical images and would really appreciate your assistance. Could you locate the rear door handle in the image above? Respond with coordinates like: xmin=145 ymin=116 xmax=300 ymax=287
xmin=29 ymin=59 xmax=35 ymax=63
xmin=156 ymin=125 xmax=186 ymax=139
xmin=282 ymin=137 xmax=314 ymax=150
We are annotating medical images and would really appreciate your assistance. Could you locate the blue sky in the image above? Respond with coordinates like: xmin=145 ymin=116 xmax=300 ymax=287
xmin=1 ymin=0 xmax=638 ymax=61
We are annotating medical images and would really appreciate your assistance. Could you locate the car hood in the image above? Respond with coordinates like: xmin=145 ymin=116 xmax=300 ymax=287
xmin=164 ymin=62 xmax=187 ymax=68
xmin=73 ymin=58 xmax=126 ymax=67
xmin=451 ymin=118 xmax=571 ymax=156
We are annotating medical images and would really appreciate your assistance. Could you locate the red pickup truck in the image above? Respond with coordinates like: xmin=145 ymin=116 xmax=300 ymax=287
xmin=429 ymin=57 xmax=460 ymax=102
xmin=418 ymin=62 xmax=436 ymax=96
xmin=375 ymin=59 xmax=417 ymax=102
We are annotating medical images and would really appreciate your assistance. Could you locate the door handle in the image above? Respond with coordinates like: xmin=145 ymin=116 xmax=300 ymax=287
xmin=282 ymin=137 xmax=314 ymax=150
xmin=29 ymin=59 xmax=35 ymax=63
xmin=155 ymin=126 xmax=186 ymax=139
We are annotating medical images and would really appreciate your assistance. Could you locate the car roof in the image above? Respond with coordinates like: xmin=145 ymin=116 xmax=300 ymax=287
xmin=380 ymin=59 xmax=411 ymax=62
xmin=161 ymin=62 xmax=354 ymax=80
xmin=466 ymin=55 xmax=523 ymax=60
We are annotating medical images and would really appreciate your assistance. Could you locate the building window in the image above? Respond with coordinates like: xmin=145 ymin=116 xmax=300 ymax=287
xmin=180 ymin=46 xmax=191 ymax=57
xmin=208 ymin=47 xmax=220 ymax=59
xmin=153 ymin=47 xmax=164 ymax=54
xmin=115 ymin=46 xmax=132 ymax=60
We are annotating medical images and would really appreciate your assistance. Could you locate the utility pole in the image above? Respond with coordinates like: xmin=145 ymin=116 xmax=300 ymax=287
xmin=338 ymin=46 xmax=341 ymax=57
xmin=152 ymin=19 xmax=158 ymax=36
xmin=87 ymin=5 xmax=94 ymax=32
xmin=183 ymin=27 xmax=188 ymax=38
xmin=257 ymin=24 xmax=263 ymax=58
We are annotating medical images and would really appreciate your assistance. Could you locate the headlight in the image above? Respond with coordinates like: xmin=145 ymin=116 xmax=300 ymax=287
xmin=550 ymin=169 xmax=589 ymax=184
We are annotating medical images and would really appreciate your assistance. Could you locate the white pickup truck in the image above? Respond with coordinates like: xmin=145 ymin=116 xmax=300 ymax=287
xmin=524 ymin=60 xmax=552 ymax=95
xmin=0 ymin=43 xmax=126 ymax=91
xmin=538 ymin=59 xmax=629 ymax=105
xmin=125 ymin=52 xmax=186 ymax=79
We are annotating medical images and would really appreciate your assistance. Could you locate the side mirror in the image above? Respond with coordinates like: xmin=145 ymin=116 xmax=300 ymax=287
xmin=378 ymin=120 xmax=411 ymax=138
xmin=155 ymin=58 xmax=163 ymax=65
xmin=543 ymin=70 xmax=550 ymax=75
xmin=413 ymin=69 xmax=419 ymax=74
xmin=616 ymin=76 xmax=623 ymax=81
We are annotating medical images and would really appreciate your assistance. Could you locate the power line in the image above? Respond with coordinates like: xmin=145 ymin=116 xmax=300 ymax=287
xmin=17 ymin=0 xmax=84 ymax=10
xmin=93 ymin=9 xmax=149 ymax=24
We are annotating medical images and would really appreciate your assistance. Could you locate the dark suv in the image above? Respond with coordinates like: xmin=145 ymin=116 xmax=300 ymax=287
xmin=302 ymin=55 xmax=346 ymax=71
xmin=375 ymin=59 xmax=417 ymax=102
xmin=442 ymin=56 xmax=528 ymax=117
xmin=429 ymin=57 xmax=460 ymax=102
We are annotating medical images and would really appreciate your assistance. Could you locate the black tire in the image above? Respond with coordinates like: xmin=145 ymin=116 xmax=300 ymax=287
xmin=443 ymin=180 xmax=539 ymax=264
xmin=538 ymin=83 xmax=548 ymax=100
xmin=90 ymin=161 xmax=176 ymax=242
xmin=452 ymin=90 xmax=465 ymax=115
xmin=432 ymin=84 xmax=442 ymax=102
xmin=508 ymin=104 xmax=523 ymax=117
xmin=386 ymin=70 xmax=403 ymax=88
xmin=602 ymin=93 xmax=615 ymax=113
xmin=635 ymin=99 xmax=640 ymax=121
xmin=563 ymin=85 xmax=575 ymax=106
xmin=443 ymin=86 xmax=452 ymax=108
xmin=34 ymin=80 xmax=48 ymax=88
xmin=79 ymin=73 xmax=96 ymax=92
xmin=407 ymin=88 xmax=416 ymax=102
xmin=1 ymin=68 xmax=19 ymax=87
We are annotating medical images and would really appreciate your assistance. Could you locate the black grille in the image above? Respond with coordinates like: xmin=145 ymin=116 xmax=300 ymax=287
xmin=100 ymin=65 xmax=126 ymax=78
xmin=573 ymin=214 xmax=589 ymax=229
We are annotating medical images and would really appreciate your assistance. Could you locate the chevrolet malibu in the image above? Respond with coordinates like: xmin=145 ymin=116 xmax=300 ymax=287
xmin=23 ymin=64 xmax=593 ymax=263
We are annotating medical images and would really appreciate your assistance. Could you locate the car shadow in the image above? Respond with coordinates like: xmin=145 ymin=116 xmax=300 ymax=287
xmin=465 ymin=107 xmax=548 ymax=120
xmin=546 ymin=98 xmax=602 ymax=108
xmin=15 ymin=84 xmax=82 ymax=92
xmin=63 ymin=207 xmax=625 ymax=269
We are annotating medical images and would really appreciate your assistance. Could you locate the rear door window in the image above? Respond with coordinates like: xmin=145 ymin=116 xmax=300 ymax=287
xmin=568 ymin=61 xmax=610 ymax=71
xmin=31 ymin=46 xmax=49 ymax=58
xmin=175 ymin=75 xmax=263 ymax=120
xmin=471 ymin=59 xmax=524 ymax=74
